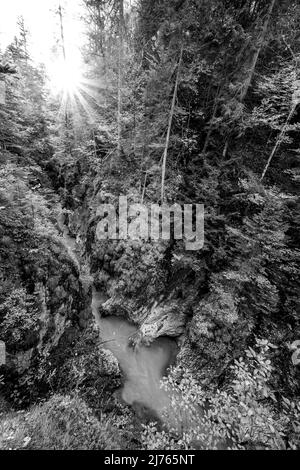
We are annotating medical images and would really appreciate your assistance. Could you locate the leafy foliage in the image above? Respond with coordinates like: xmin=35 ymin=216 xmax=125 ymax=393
xmin=0 ymin=0 xmax=299 ymax=452
xmin=142 ymin=340 xmax=300 ymax=450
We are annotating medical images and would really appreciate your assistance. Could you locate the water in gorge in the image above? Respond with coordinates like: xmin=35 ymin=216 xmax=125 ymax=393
xmin=92 ymin=289 xmax=178 ymax=419
xmin=59 ymin=219 xmax=178 ymax=420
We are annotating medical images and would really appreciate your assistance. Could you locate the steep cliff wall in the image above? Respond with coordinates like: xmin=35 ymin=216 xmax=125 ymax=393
xmin=0 ymin=155 xmax=92 ymax=404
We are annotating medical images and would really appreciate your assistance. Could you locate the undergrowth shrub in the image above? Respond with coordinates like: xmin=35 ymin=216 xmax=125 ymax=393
xmin=0 ymin=288 xmax=39 ymax=351
xmin=26 ymin=394 xmax=121 ymax=450
xmin=142 ymin=339 xmax=300 ymax=450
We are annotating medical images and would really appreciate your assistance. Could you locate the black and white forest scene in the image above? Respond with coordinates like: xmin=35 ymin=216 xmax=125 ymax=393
xmin=0 ymin=0 xmax=300 ymax=454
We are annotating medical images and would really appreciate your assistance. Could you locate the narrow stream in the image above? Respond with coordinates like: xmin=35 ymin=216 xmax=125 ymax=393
xmin=92 ymin=289 xmax=178 ymax=419
xmin=59 ymin=215 xmax=178 ymax=420
xmin=58 ymin=219 xmax=212 ymax=445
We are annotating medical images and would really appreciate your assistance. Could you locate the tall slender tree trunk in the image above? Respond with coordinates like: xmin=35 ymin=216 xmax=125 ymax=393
xmin=58 ymin=4 xmax=66 ymax=61
xmin=223 ymin=0 xmax=276 ymax=158
xmin=240 ymin=0 xmax=276 ymax=102
xmin=261 ymin=103 xmax=296 ymax=181
xmin=161 ymin=45 xmax=183 ymax=203
xmin=202 ymin=87 xmax=220 ymax=155
xmin=58 ymin=4 xmax=73 ymax=152
xmin=117 ymin=0 xmax=124 ymax=160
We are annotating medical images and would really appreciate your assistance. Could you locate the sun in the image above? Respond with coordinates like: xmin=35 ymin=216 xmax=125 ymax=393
xmin=46 ymin=56 xmax=102 ymax=122
xmin=48 ymin=59 xmax=83 ymax=95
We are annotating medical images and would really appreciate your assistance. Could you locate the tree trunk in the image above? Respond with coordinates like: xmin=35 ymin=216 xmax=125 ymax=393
xmin=117 ymin=0 xmax=124 ymax=159
xmin=161 ymin=45 xmax=183 ymax=203
xmin=240 ymin=0 xmax=276 ymax=102
xmin=260 ymin=103 xmax=296 ymax=181
xmin=58 ymin=4 xmax=66 ymax=61
xmin=224 ymin=0 xmax=276 ymax=160
xmin=202 ymin=87 xmax=220 ymax=155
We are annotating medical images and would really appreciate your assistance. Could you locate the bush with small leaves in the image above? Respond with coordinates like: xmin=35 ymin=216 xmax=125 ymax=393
xmin=142 ymin=339 xmax=300 ymax=450
xmin=0 ymin=288 xmax=39 ymax=351
xmin=26 ymin=395 xmax=122 ymax=450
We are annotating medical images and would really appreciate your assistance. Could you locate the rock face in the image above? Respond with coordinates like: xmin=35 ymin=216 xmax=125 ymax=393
xmin=58 ymin=185 xmax=206 ymax=379
xmin=97 ymin=294 xmax=189 ymax=348
xmin=66 ymin=195 xmax=201 ymax=350
xmin=3 ymin=246 xmax=92 ymax=376
xmin=1 ymin=215 xmax=92 ymax=396
xmin=133 ymin=301 xmax=187 ymax=346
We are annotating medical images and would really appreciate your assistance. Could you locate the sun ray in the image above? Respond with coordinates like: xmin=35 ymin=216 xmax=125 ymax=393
xmin=73 ymin=88 xmax=98 ymax=124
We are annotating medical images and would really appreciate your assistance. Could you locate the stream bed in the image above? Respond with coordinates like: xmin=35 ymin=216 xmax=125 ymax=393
xmin=59 ymin=215 xmax=178 ymax=419
xmin=92 ymin=289 xmax=178 ymax=419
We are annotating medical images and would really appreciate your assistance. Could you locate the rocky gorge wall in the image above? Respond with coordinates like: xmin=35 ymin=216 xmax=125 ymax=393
xmin=60 ymin=163 xmax=210 ymax=383
xmin=0 ymin=155 xmax=94 ymax=404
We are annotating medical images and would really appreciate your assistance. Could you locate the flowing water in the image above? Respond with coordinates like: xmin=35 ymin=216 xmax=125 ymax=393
xmin=92 ymin=289 xmax=178 ymax=418
xmin=59 ymin=217 xmax=178 ymax=419
xmin=58 ymin=215 xmax=216 ymax=444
